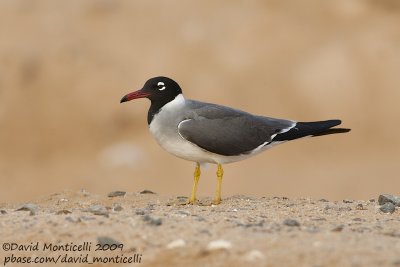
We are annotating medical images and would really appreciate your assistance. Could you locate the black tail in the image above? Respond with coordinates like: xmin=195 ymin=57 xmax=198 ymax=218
xmin=273 ymin=120 xmax=350 ymax=142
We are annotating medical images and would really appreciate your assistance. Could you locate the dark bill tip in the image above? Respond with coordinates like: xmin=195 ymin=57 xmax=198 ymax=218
xmin=120 ymin=95 xmax=128 ymax=103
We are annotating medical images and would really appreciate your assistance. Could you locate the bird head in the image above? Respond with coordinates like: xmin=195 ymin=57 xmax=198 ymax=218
xmin=120 ymin=76 xmax=182 ymax=104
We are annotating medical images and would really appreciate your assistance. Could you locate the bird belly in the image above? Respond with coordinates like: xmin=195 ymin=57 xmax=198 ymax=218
xmin=149 ymin=121 xmax=217 ymax=163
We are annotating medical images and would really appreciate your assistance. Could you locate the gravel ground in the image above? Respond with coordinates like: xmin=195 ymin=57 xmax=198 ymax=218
xmin=1 ymin=191 xmax=400 ymax=267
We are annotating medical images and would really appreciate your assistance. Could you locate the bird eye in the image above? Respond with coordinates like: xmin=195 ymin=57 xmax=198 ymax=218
xmin=157 ymin=82 xmax=166 ymax=91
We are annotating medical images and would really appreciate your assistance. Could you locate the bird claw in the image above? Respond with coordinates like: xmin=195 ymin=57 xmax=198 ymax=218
xmin=186 ymin=198 xmax=196 ymax=205
xmin=212 ymin=198 xmax=222 ymax=205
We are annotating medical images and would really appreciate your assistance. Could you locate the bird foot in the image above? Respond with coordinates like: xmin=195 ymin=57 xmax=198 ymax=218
xmin=212 ymin=198 xmax=222 ymax=205
xmin=186 ymin=198 xmax=197 ymax=205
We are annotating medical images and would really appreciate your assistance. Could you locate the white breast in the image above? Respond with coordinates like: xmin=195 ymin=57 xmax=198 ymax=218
xmin=149 ymin=94 xmax=216 ymax=163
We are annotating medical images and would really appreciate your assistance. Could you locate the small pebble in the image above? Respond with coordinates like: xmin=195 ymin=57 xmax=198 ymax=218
xmin=135 ymin=209 xmax=147 ymax=215
xmin=244 ymin=250 xmax=264 ymax=262
xmin=311 ymin=217 xmax=326 ymax=221
xmin=146 ymin=204 xmax=155 ymax=210
xmin=108 ymin=191 xmax=126 ymax=198
xmin=331 ymin=224 xmax=344 ymax=232
xmin=191 ymin=214 xmax=206 ymax=222
xmin=85 ymin=205 xmax=109 ymax=217
xmin=56 ymin=210 xmax=72 ymax=215
xmin=113 ymin=205 xmax=123 ymax=212
xmin=343 ymin=199 xmax=353 ymax=203
xmin=65 ymin=217 xmax=81 ymax=223
xmin=57 ymin=198 xmax=68 ymax=204
xmin=86 ymin=205 xmax=104 ymax=212
xmin=166 ymin=239 xmax=186 ymax=249
xmin=356 ymin=203 xmax=365 ymax=210
xmin=97 ymin=236 xmax=121 ymax=246
xmin=206 ymin=240 xmax=232 ymax=251
xmin=140 ymin=190 xmax=156 ymax=194
xmin=392 ymin=259 xmax=400 ymax=266
xmin=378 ymin=194 xmax=400 ymax=206
xmin=143 ymin=215 xmax=162 ymax=226
xmin=354 ymin=226 xmax=372 ymax=233
xmin=237 ymin=221 xmax=264 ymax=228
xmin=283 ymin=219 xmax=300 ymax=227
xmin=16 ymin=203 xmax=38 ymax=216
xmin=306 ymin=226 xmax=320 ymax=233
xmin=383 ymin=231 xmax=400 ymax=238
xmin=80 ymin=216 xmax=96 ymax=221
xmin=93 ymin=211 xmax=109 ymax=217
xmin=199 ymin=229 xmax=212 ymax=236
xmin=176 ymin=210 xmax=191 ymax=217
xmin=0 ymin=210 xmax=7 ymax=214
xmin=380 ymin=202 xmax=396 ymax=214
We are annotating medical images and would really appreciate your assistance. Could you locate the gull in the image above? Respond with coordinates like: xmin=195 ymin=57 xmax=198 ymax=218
xmin=120 ymin=76 xmax=350 ymax=204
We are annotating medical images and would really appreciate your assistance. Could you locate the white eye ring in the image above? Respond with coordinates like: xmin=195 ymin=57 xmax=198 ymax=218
xmin=157 ymin=82 xmax=166 ymax=91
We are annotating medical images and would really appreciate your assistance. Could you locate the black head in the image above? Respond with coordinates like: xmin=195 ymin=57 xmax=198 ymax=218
xmin=120 ymin=76 xmax=182 ymax=104
xmin=120 ymin=76 xmax=183 ymax=123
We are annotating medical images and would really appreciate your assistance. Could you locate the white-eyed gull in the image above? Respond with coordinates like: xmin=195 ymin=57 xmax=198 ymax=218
xmin=120 ymin=77 xmax=350 ymax=205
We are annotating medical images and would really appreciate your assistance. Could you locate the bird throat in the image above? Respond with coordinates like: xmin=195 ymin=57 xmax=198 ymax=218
xmin=147 ymin=94 xmax=185 ymax=124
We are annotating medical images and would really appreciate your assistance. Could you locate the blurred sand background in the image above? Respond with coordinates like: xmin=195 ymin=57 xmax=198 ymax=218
xmin=0 ymin=0 xmax=399 ymax=203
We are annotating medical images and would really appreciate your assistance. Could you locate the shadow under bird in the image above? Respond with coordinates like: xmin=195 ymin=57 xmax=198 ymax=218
xmin=120 ymin=77 xmax=350 ymax=205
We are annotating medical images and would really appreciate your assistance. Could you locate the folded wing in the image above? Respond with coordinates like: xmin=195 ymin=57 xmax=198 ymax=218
xmin=178 ymin=103 xmax=295 ymax=156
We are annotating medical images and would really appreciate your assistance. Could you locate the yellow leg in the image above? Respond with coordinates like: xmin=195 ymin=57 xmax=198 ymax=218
xmin=188 ymin=163 xmax=201 ymax=204
xmin=213 ymin=164 xmax=224 ymax=205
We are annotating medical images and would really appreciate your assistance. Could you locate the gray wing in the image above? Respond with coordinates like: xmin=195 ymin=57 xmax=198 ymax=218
xmin=178 ymin=100 xmax=295 ymax=156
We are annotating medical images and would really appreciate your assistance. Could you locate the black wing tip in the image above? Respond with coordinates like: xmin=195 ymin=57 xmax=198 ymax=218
xmin=301 ymin=119 xmax=342 ymax=128
xmin=330 ymin=119 xmax=342 ymax=126
xmin=310 ymin=120 xmax=351 ymax=135
xmin=273 ymin=119 xmax=350 ymax=141
xmin=312 ymin=127 xmax=351 ymax=137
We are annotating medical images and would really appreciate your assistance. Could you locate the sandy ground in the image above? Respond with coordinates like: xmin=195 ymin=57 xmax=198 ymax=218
xmin=1 ymin=190 xmax=399 ymax=267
